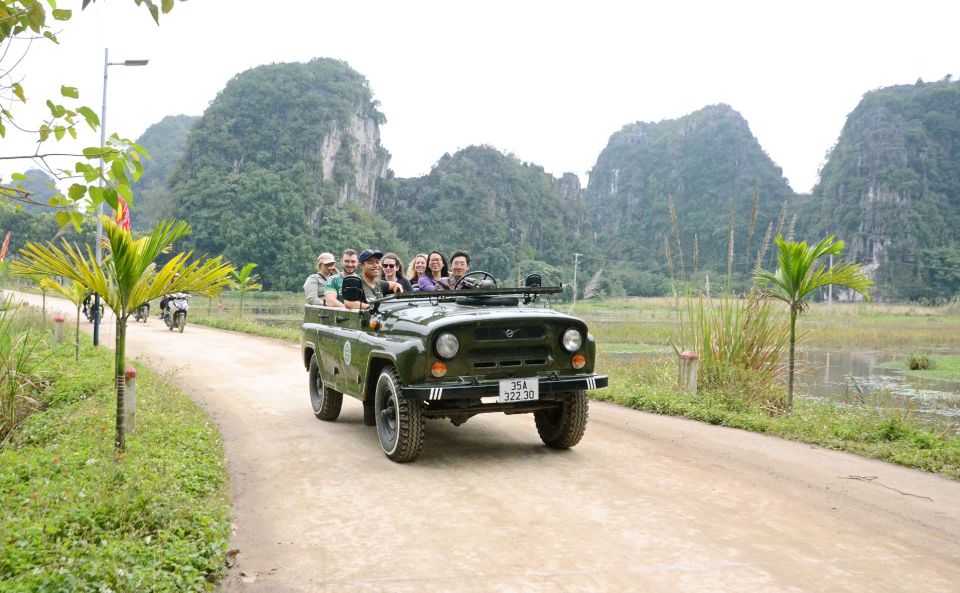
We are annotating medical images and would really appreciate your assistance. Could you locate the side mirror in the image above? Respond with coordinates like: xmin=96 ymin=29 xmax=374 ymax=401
xmin=524 ymin=273 xmax=542 ymax=288
xmin=342 ymin=275 xmax=364 ymax=303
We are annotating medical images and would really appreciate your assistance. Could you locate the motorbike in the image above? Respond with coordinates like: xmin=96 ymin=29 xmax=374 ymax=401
xmin=162 ymin=293 xmax=190 ymax=333
xmin=133 ymin=302 xmax=150 ymax=323
xmin=82 ymin=296 xmax=104 ymax=323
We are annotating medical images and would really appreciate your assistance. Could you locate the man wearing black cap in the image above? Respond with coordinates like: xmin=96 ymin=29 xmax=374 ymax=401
xmin=345 ymin=249 xmax=404 ymax=310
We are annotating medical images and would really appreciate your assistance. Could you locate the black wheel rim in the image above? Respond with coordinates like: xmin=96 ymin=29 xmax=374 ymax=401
xmin=310 ymin=363 xmax=323 ymax=412
xmin=379 ymin=389 xmax=398 ymax=446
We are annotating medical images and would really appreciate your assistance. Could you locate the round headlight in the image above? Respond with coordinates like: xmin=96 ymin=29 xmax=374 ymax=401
xmin=561 ymin=328 xmax=583 ymax=353
xmin=435 ymin=332 xmax=459 ymax=359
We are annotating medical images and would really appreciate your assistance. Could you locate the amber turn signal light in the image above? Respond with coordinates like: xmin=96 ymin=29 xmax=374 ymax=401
xmin=368 ymin=319 xmax=381 ymax=331
xmin=431 ymin=362 xmax=447 ymax=377
xmin=571 ymin=354 xmax=586 ymax=369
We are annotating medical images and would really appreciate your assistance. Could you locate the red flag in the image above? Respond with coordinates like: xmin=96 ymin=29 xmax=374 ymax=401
xmin=0 ymin=231 xmax=10 ymax=262
xmin=114 ymin=196 xmax=131 ymax=231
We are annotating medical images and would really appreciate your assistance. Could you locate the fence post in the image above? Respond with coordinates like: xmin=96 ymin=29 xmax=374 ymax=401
xmin=123 ymin=366 xmax=137 ymax=434
xmin=53 ymin=313 xmax=65 ymax=344
xmin=678 ymin=350 xmax=700 ymax=394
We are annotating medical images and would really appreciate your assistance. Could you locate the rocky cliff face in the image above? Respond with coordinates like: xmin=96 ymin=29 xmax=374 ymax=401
xmin=319 ymin=107 xmax=390 ymax=210
xmin=556 ymin=172 xmax=584 ymax=237
xmin=584 ymin=104 xmax=794 ymax=283
xmin=805 ymin=80 xmax=960 ymax=300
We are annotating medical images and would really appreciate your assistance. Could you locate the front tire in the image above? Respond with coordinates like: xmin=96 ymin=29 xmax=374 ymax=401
xmin=176 ymin=311 xmax=186 ymax=333
xmin=309 ymin=354 xmax=342 ymax=421
xmin=534 ymin=390 xmax=589 ymax=449
xmin=375 ymin=366 xmax=423 ymax=462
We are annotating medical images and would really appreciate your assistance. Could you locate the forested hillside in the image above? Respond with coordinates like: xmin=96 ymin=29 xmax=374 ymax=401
xmin=380 ymin=146 xmax=595 ymax=286
xmin=803 ymin=78 xmax=960 ymax=301
xmin=131 ymin=115 xmax=196 ymax=231
xmin=118 ymin=61 xmax=959 ymax=301
xmin=584 ymin=104 xmax=795 ymax=294
xmin=165 ymin=59 xmax=396 ymax=290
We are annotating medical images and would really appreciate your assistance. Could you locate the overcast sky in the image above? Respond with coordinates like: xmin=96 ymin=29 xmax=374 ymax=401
xmin=4 ymin=0 xmax=958 ymax=194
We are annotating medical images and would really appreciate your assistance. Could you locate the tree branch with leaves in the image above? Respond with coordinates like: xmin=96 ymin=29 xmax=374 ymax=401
xmin=0 ymin=0 xmax=183 ymax=226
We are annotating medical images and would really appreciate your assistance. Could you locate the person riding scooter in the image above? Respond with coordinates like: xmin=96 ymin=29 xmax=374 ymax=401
xmin=159 ymin=273 xmax=181 ymax=320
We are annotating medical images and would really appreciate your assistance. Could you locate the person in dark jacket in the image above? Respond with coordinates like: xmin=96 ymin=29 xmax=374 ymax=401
xmin=381 ymin=252 xmax=413 ymax=292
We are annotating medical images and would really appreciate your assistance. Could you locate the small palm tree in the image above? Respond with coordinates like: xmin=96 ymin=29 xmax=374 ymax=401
xmin=12 ymin=218 xmax=234 ymax=450
xmin=39 ymin=278 xmax=88 ymax=362
xmin=25 ymin=274 xmax=51 ymax=317
xmin=753 ymin=235 xmax=872 ymax=410
xmin=229 ymin=262 xmax=262 ymax=318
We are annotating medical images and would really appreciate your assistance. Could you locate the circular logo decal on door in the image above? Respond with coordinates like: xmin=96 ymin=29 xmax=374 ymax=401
xmin=343 ymin=341 xmax=352 ymax=366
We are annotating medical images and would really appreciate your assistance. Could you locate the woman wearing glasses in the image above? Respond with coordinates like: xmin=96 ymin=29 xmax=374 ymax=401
xmin=381 ymin=252 xmax=413 ymax=292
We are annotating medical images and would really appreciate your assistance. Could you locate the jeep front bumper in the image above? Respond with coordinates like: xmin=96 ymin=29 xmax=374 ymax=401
xmin=400 ymin=374 xmax=608 ymax=401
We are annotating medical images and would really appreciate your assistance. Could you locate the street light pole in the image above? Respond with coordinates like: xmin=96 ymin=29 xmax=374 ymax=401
xmin=93 ymin=48 xmax=148 ymax=346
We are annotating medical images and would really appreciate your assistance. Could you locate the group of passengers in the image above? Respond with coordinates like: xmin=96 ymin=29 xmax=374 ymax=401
xmin=303 ymin=248 xmax=473 ymax=310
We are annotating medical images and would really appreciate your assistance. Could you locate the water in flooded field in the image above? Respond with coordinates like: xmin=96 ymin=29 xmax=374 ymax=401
xmin=796 ymin=349 xmax=960 ymax=425
xmin=602 ymin=347 xmax=960 ymax=426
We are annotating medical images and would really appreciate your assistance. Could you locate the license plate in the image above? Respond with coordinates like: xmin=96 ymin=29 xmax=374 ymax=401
xmin=499 ymin=378 xmax=539 ymax=403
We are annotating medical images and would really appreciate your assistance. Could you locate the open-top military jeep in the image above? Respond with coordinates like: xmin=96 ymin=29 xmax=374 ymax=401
xmin=300 ymin=272 xmax=608 ymax=462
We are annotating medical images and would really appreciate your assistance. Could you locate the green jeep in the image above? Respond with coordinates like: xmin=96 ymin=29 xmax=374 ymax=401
xmin=300 ymin=272 xmax=608 ymax=462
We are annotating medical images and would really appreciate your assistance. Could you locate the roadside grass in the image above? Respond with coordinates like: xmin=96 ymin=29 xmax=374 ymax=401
xmin=189 ymin=315 xmax=299 ymax=343
xmin=0 ymin=327 xmax=229 ymax=593
xmin=595 ymin=355 xmax=960 ymax=479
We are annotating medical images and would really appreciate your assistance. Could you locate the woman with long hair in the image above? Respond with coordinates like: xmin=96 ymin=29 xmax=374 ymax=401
xmin=381 ymin=252 xmax=413 ymax=292
xmin=418 ymin=251 xmax=448 ymax=292
xmin=406 ymin=253 xmax=427 ymax=289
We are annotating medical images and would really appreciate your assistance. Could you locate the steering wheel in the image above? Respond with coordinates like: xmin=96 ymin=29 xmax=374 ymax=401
xmin=453 ymin=270 xmax=498 ymax=290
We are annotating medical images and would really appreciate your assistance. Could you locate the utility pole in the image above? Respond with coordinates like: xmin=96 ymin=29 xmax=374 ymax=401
xmin=571 ymin=252 xmax=583 ymax=310
xmin=93 ymin=48 xmax=149 ymax=346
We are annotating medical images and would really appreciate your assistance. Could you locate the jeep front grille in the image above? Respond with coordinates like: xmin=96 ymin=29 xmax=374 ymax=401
xmin=474 ymin=326 xmax=546 ymax=341
xmin=467 ymin=347 xmax=552 ymax=369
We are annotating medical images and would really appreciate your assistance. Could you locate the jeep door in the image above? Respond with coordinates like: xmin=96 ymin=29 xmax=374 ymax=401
xmin=334 ymin=310 xmax=373 ymax=399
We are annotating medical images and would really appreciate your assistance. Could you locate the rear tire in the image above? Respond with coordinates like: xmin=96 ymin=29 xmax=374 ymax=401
xmin=309 ymin=354 xmax=342 ymax=421
xmin=375 ymin=366 xmax=423 ymax=462
xmin=534 ymin=390 xmax=589 ymax=449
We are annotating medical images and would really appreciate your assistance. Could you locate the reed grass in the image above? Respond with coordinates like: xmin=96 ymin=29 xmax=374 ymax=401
xmin=674 ymin=291 xmax=791 ymax=410
xmin=0 ymin=297 xmax=49 ymax=439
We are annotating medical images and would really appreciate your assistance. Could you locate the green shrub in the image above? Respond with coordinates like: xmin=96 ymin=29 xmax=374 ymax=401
xmin=907 ymin=353 xmax=933 ymax=370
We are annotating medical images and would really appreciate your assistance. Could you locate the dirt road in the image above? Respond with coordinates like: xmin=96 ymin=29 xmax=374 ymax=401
xmin=17 ymin=293 xmax=960 ymax=592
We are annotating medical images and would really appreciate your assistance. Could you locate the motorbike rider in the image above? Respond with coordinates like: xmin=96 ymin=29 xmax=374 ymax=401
xmin=159 ymin=273 xmax=181 ymax=320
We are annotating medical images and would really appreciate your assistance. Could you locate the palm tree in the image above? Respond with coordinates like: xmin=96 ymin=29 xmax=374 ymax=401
xmin=229 ymin=262 xmax=262 ymax=318
xmin=753 ymin=235 xmax=872 ymax=410
xmin=12 ymin=218 xmax=234 ymax=450
xmin=39 ymin=278 xmax=88 ymax=362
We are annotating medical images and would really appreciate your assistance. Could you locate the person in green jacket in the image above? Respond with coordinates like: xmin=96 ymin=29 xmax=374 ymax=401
xmin=324 ymin=249 xmax=359 ymax=308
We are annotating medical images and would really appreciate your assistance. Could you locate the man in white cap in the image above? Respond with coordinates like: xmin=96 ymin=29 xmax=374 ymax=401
xmin=304 ymin=252 xmax=338 ymax=305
